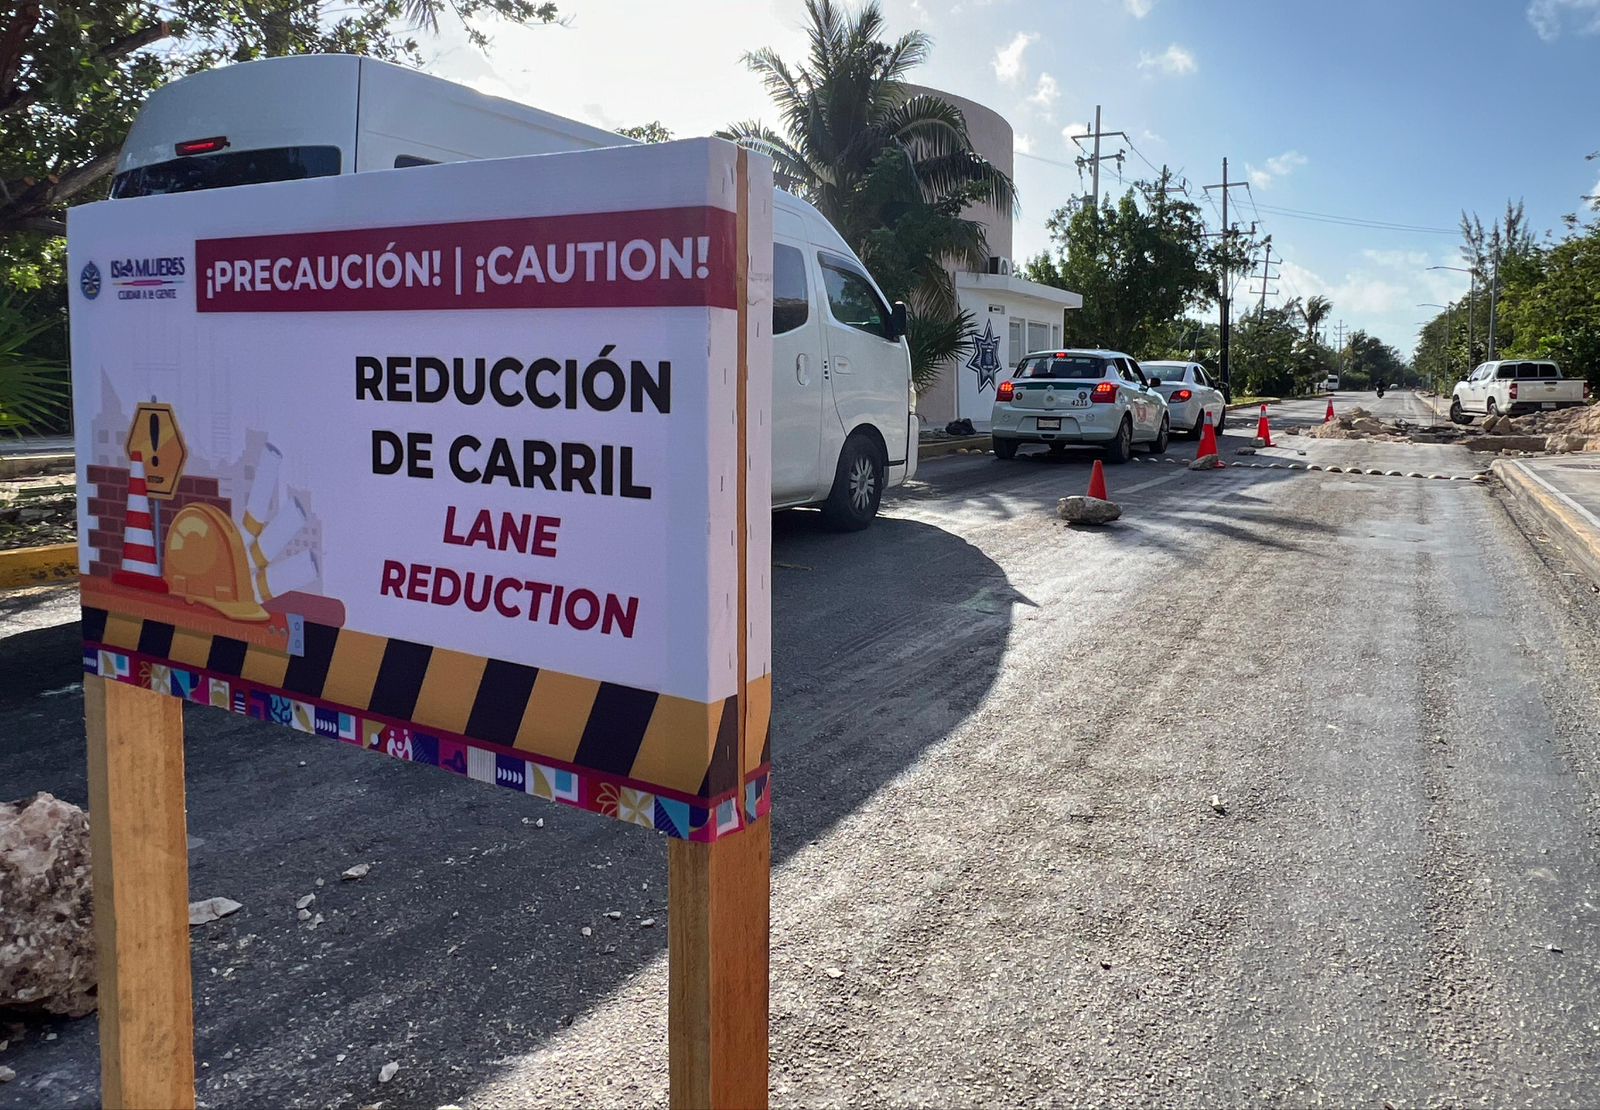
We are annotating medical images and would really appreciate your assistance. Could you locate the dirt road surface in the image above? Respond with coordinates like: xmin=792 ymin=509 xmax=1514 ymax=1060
xmin=3 ymin=422 xmax=1599 ymax=1108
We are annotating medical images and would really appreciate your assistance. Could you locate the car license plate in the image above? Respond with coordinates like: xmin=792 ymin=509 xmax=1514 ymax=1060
xmin=1071 ymin=392 xmax=1089 ymax=407
xmin=1542 ymin=402 xmax=1556 ymax=409
xmin=1037 ymin=417 xmax=1061 ymax=431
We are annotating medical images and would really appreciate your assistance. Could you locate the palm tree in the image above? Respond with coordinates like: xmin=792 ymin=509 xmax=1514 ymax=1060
xmin=722 ymin=0 xmax=1015 ymax=387
xmin=1301 ymin=294 xmax=1331 ymax=345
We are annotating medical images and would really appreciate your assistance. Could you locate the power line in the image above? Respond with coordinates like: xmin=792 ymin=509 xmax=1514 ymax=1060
xmin=1248 ymin=200 xmax=1457 ymax=235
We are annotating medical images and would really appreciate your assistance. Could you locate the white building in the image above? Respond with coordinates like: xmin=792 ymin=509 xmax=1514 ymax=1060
xmin=908 ymin=86 xmax=1082 ymax=431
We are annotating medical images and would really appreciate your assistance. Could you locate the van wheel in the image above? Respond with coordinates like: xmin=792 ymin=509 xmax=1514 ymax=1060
xmin=820 ymin=435 xmax=884 ymax=531
xmin=1105 ymin=418 xmax=1134 ymax=464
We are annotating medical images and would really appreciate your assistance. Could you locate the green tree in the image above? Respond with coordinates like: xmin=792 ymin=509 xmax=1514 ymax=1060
xmin=1023 ymin=169 xmax=1218 ymax=357
xmin=1342 ymin=329 xmax=1405 ymax=391
xmin=617 ymin=121 xmax=673 ymax=143
xmin=1499 ymin=219 xmax=1600 ymax=389
xmin=1300 ymin=294 xmax=1331 ymax=344
xmin=722 ymin=0 xmax=1014 ymax=389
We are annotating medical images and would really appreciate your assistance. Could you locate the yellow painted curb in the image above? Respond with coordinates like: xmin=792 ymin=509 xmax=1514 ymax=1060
xmin=0 ymin=543 xmax=79 ymax=590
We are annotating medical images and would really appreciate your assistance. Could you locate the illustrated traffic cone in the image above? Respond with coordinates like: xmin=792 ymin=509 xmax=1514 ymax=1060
xmin=1197 ymin=411 xmax=1220 ymax=460
xmin=1088 ymin=459 xmax=1108 ymax=501
xmin=1324 ymin=398 xmax=1336 ymax=423
xmin=111 ymin=451 xmax=169 ymax=594
xmin=1256 ymin=404 xmax=1274 ymax=447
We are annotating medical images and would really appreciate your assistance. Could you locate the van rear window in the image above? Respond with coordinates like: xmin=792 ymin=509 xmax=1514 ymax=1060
xmin=111 ymin=146 xmax=341 ymax=198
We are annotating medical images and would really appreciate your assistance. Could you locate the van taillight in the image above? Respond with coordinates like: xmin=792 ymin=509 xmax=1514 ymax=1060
xmin=1091 ymin=382 xmax=1117 ymax=403
xmin=997 ymin=380 xmax=1015 ymax=402
xmin=175 ymin=136 xmax=229 ymax=156
xmin=1509 ymin=382 xmax=1518 ymax=400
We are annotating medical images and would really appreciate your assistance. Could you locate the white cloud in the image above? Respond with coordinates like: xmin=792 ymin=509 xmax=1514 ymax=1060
xmin=1140 ymin=128 xmax=1165 ymax=144
xmin=1589 ymin=173 xmax=1600 ymax=209
xmin=1015 ymin=132 xmax=1034 ymax=155
xmin=1527 ymin=0 xmax=1600 ymax=40
xmin=1245 ymin=149 xmax=1307 ymax=189
xmin=1362 ymin=249 xmax=1431 ymax=269
xmin=1061 ymin=121 xmax=1090 ymax=149
xmin=993 ymin=32 xmax=1038 ymax=86
xmin=1138 ymin=44 xmax=1196 ymax=76
xmin=1029 ymin=72 xmax=1060 ymax=109
xmin=1125 ymin=0 xmax=1155 ymax=16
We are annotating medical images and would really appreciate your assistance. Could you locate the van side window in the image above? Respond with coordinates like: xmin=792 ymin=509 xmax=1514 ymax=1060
xmin=819 ymin=254 xmax=891 ymax=339
xmin=773 ymin=244 xmax=808 ymax=335
xmin=394 ymin=155 xmax=440 ymax=168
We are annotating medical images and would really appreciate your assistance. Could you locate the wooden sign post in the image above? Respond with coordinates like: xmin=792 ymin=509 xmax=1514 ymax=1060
xmin=69 ymin=137 xmax=773 ymax=1109
xmin=84 ymin=677 xmax=195 ymax=1109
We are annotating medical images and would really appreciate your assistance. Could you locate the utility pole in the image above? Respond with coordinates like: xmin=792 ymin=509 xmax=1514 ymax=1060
xmin=1487 ymin=255 xmax=1499 ymax=359
xmin=1204 ymin=157 xmax=1251 ymax=392
xmin=1069 ymin=106 xmax=1128 ymax=216
xmin=1250 ymin=236 xmax=1281 ymax=317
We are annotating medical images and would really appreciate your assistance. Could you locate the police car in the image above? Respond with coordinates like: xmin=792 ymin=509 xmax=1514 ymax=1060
xmin=990 ymin=349 xmax=1170 ymax=463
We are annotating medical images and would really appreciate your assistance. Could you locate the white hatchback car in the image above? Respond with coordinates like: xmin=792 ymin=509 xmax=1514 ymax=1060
xmin=990 ymin=349 xmax=1170 ymax=463
xmin=1140 ymin=360 xmax=1227 ymax=437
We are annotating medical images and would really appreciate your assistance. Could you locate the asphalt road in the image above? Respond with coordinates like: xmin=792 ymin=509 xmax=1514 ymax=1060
xmin=4 ymin=421 xmax=1600 ymax=1108
xmin=1270 ymin=388 xmax=1451 ymax=429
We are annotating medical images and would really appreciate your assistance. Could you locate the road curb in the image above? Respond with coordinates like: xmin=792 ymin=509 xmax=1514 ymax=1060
xmin=0 ymin=452 xmax=74 ymax=480
xmin=0 ymin=543 xmax=79 ymax=590
xmin=1492 ymin=459 xmax=1600 ymax=589
xmin=918 ymin=435 xmax=991 ymax=460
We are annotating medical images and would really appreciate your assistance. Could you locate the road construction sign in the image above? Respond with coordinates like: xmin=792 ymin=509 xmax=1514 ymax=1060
xmin=125 ymin=402 xmax=186 ymax=500
xmin=68 ymin=139 xmax=773 ymax=841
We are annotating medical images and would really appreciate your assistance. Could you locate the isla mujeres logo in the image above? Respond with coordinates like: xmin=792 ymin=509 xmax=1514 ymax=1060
xmin=111 ymin=255 xmax=187 ymax=301
xmin=79 ymin=262 xmax=102 ymax=300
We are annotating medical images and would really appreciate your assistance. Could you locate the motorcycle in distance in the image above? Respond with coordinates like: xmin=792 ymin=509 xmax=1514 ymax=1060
xmin=1375 ymin=380 xmax=1386 ymax=399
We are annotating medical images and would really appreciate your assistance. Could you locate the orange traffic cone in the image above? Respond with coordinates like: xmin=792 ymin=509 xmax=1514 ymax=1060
xmin=1197 ymin=411 xmax=1220 ymax=459
xmin=1088 ymin=459 xmax=1108 ymax=501
xmin=111 ymin=451 xmax=169 ymax=594
xmin=1324 ymin=398 xmax=1336 ymax=423
xmin=1256 ymin=404 xmax=1274 ymax=447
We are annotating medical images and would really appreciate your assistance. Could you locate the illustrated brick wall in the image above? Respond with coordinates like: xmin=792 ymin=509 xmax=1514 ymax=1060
xmin=83 ymin=466 xmax=232 ymax=576
xmin=86 ymin=464 xmax=128 ymax=578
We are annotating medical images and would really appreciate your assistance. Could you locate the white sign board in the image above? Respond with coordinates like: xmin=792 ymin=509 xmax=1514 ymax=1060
xmin=70 ymin=139 xmax=773 ymax=840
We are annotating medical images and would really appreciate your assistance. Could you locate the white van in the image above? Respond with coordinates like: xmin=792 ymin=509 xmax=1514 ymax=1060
xmin=111 ymin=55 xmax=916 ymax=529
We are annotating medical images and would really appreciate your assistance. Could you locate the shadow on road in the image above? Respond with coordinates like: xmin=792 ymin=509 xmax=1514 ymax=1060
xmin=0 ymin=517 xmax=1017 ymax=1109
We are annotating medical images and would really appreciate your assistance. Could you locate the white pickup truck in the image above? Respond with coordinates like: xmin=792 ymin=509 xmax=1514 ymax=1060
xmin=1450 ymin=360 xmax=1590 ymax=423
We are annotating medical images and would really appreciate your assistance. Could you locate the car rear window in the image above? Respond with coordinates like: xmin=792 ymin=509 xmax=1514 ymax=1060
xmin=1016 ymin=355 xmax=1108 ymax=379
xmin=1142 ymin=364 xmax=1185 ymax=382
xmin=111 ymin=146 xmax=342 ymax=198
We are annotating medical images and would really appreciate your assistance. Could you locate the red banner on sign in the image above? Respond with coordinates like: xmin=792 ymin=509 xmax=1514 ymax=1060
xmin=194 ymin=206 xmax=738 ymax=313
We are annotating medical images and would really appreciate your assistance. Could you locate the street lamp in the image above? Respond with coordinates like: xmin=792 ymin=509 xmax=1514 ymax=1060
xmin=1419 ymin=302 xmax=1455 ymax=381
xmin=1428 ymin=266 xmax=1479 ymax=370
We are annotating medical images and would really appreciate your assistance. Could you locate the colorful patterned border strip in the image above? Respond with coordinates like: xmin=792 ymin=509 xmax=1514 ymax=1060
xmin=84 ymin=643 xmax=770 ymax=842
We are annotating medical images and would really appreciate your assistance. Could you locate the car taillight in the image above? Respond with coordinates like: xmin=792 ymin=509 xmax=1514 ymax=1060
xmin=1173 ymin=389 xmax=1192 ymax=402
xmin=996 ymin=380 xmax=1015 ymax=402
xmin=175 ymin=136 xmax=229 ymax=156
xmin=1509 ymin=382 xmax=1518 ymax=400
xmin=1091 ymin=382 xmax=1117 ymax=403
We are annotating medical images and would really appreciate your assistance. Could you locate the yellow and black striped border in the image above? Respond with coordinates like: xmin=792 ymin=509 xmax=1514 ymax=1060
xmin=82 ymin=604 xmax=771 ymax=840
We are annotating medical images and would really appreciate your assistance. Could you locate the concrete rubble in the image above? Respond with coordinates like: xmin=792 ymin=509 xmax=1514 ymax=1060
xmin=0 ymin=794 xmax=96 ymax=1018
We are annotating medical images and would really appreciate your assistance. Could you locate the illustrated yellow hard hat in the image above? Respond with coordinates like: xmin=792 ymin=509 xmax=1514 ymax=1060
xmin=164 ymin=504 xmax=270 ymax=622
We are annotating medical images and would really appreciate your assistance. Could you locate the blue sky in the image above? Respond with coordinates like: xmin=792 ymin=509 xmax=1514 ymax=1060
xmin=431 ymin=0 xmax=1600 ymax=358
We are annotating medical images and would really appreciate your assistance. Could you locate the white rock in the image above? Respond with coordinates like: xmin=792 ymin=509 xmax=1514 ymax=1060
xmin=378 ymin=1061 xmax=399 ymax=1083
xmin=1056 ymin=495 xmax=1122 ymax=525
xmin=188 ymin=897 xmax=243 ymax=926
xmin=342 ymin=863 xmax=371 ymax=881
xmin=0 ymin=793 xmax=96 ymax=1017
xmin=640 ymin=918 xmax=656 ymax=928
xmin=0 ymin=1065 xmax=14 ymax=1083
xmin=535 ymin=818 xmax=545 ymax=828
xmin=1209 ymin=794 xmax=1226 ymax=815
xmin=297 ymin=909 xmax=311 ymax=922
xmin=605 ymin=911 xmax=622 ymax=919
xmin=824 ymin=967 xmax=843 ymax=979
xmin=580 ymin=926 xmax=592 ymax=937
xmin=296 ymin=894 xmax=315 ymax=910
